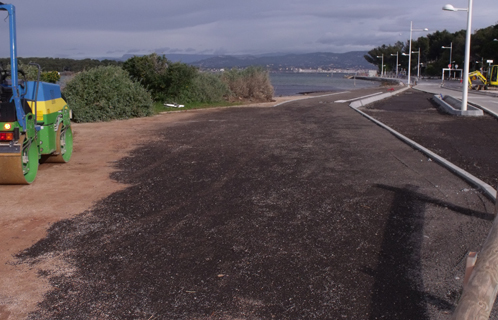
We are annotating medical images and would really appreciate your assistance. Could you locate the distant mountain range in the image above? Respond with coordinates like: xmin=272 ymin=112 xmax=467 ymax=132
xmin=113 ymin=51 xmax=376 ymax=71
xmin=191 ymin=52 xmax=375 ymax=70
xmin=119 ymin=53 xmax=215 ymax=64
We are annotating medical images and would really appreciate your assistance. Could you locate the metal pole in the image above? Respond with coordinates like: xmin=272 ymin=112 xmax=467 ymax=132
xmin=450 ymin=42 xmax=453 ymax=69
xmin=382 ymin=54 xmax=384 ymax=77
xmin=450 ymin=42 xmax=453 ymax=79
xmin=377 ymin=54 xmax=384 ymax=77
xmin=417 ymin=48 xmax=421 ymax=79
xmin=408 ymin=21 xmax=413 ymax=85
xmin=396 ymin=52 xmax=399 ymax=77
xmin=461 ymin=0 xmax=472 ymax=113
xmin=391 ymin=52 xmax=399 ymax=77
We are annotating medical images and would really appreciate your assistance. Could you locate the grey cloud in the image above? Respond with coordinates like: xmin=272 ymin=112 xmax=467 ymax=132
xmin=0 ymin=0 xmax=494 ymax=58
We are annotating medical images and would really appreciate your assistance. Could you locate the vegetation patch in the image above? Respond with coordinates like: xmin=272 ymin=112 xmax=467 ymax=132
xmin=63 ymin=66 xmax=153 ymax=122
xmin=12 ymin=53 xmax=276 ymax=123
xmin=365 ymin=24 xmax=498 ymax=76
xmin=221 ymin=66 xmax=274 ymax=102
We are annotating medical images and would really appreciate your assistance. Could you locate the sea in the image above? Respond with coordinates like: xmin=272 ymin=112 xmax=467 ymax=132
xmin=270 ymin=72 xmax=380 ymax=97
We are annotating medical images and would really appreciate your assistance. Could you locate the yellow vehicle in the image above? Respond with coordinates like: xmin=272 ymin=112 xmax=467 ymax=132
xmin=489 ymin=65 xmax=498 ymax=86
xmin=468 ymin=65 xmax=498 ymax=90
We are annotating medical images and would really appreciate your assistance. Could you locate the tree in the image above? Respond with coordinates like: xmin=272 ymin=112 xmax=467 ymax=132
xmin=123 ymin=53 xmax=198 ymax=102
xmin=365 ymin=23 xmax=498 ymax=77
xmin=364 ymin=42 xmax=405 ymax=74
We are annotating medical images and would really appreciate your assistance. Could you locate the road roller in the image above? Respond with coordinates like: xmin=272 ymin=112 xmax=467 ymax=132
xmin=0 ymin=3 xmax=72 ymax=184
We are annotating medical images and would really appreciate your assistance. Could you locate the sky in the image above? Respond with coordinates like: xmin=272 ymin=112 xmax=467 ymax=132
xmin=0 ymin=0 xmax=496 ymax=59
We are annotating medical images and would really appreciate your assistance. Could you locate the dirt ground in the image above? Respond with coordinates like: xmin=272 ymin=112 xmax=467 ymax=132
xmin=0 ymin=97 xmax=296 ymax=320
xmin=1 ymin=88 xmax=497 ymax=319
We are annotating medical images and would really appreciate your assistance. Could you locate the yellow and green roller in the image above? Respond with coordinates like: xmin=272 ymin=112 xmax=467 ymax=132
xmin=0 ymin=3 xmax=72 ymax=184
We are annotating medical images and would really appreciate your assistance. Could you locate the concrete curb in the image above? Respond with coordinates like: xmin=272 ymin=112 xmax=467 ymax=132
xmin=472 ymin=103 xmax=498 ymax=119
xmin=355 ymin=76 xmax=405 ymax=86
xmin=349 ymin=88 xmax=497 ymax=201
xmin=273 ymin=91 xmax=349 ymax=107
xmin=349 ymin=87 xmax=411 ymax=108
xmin=432 ymin=94 xmax=484 ymax=116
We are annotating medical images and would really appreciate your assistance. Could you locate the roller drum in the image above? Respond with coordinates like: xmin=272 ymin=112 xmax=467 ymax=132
xmin=0 ymin=136 xmax=39 ymax=184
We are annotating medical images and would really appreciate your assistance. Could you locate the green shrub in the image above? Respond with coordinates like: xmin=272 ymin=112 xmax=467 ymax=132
xmin=123 ymin=54 xmax=273 ymax=105
xmin=6 ymin=63 xmax=61 ymax=83
xmin=221 ymin=66 xmax=274 ymax=102
xmin=63 ymin=66 xmax=153 ymax=122
xmin=40 ymin=71 xmax=60 ymax=83
xmin=178 ymin=72 xmax=230 ymax=103
xmin=122 ymin=53 xmax=168 ymax=101
xmin=123 ymin=53 xmax=198 ymax=102
xmin=161 ymin=61 xmax=197 ymax=102
xmin=3 ymin=63 xmax=40 ymax=81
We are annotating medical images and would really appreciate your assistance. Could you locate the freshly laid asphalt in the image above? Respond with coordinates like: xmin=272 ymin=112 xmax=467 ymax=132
xmin=16 ymin=86 xmax=498 ymax=319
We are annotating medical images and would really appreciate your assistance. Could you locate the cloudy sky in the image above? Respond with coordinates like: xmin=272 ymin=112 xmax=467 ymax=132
xmin=0 ymin=0 xmax=496 ymax=59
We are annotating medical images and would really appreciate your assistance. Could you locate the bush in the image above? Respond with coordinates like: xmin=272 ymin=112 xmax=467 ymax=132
xmin=123 ymin=53 xmax=198 ymax=102
xmin=221 ymin=66 xmax=274 ymax=102
xmin=123 ymin=54 xmax=273 ymax=105
xmin=161 ymin=61 xmax=197 ymax=102
xmin=40 ymin=71 xmax=61 ymax=83
xmin=178 ymin=72 xmax=230 ymax=103
xmin=122 ymin=53 xmax=169 ymax=101
xmin=3 ymin=62 xmax=40 ymax=81
xmin=6 ymin=63 xmax=61 ymax=83
xmin=63 ymin=66 xmax=153 ymax=122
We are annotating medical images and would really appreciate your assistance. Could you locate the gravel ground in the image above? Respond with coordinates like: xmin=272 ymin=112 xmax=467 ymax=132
xmin=14 ymin=88 xmax=497 ymax=319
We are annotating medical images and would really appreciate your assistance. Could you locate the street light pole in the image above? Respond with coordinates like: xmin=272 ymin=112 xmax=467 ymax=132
xmin=412 ymin=48 xmax=421 ymax=79
xmin=442 ymin=42 xmax=453 ymax=79
xmin=391 ymin=52 xmax=399 ymax=77
xmin=407 ymin=21 xmax=428 ymax=86
xmin=442 ymin=42 xmax=453 ymax=68
xmin=443 ymin=0 xmax=473 ymax=113
xmin=408 ymin=21 xmax=413 ymax=85
xmin=402 ymin=52 xmax=410 ymax=78
xmin=376 ymin=54 xmax=384 ymax=77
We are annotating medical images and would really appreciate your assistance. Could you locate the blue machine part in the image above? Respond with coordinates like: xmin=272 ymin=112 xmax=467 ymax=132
xmin=25 ymin=81 xmax=62 ymax=102
xmin=0 ymin=3 xmax=27 ymax=130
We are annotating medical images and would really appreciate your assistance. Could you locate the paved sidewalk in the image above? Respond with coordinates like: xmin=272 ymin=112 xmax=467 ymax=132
xmin=414 ymin=80 xmax=498 ymax=118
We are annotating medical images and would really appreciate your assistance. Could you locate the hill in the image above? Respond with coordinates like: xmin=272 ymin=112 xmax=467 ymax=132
xmin=119 ymin=53 xmax=216 ymax=64
xmin=0 ymin=52 xmax=375 ymax=73
xmin=191 ymin=52 xmax=375 ymax=71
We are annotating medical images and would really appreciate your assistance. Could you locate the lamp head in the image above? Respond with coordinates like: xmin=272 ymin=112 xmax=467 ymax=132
xmin=442 ymin=4 xmax=457 ymax=11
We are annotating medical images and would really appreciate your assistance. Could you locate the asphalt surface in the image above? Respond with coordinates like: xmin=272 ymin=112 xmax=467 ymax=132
xmin=16 ymin=87 xmax=496 ymax=319
xmin=362 ymin=89 xmax=498 ymax=190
